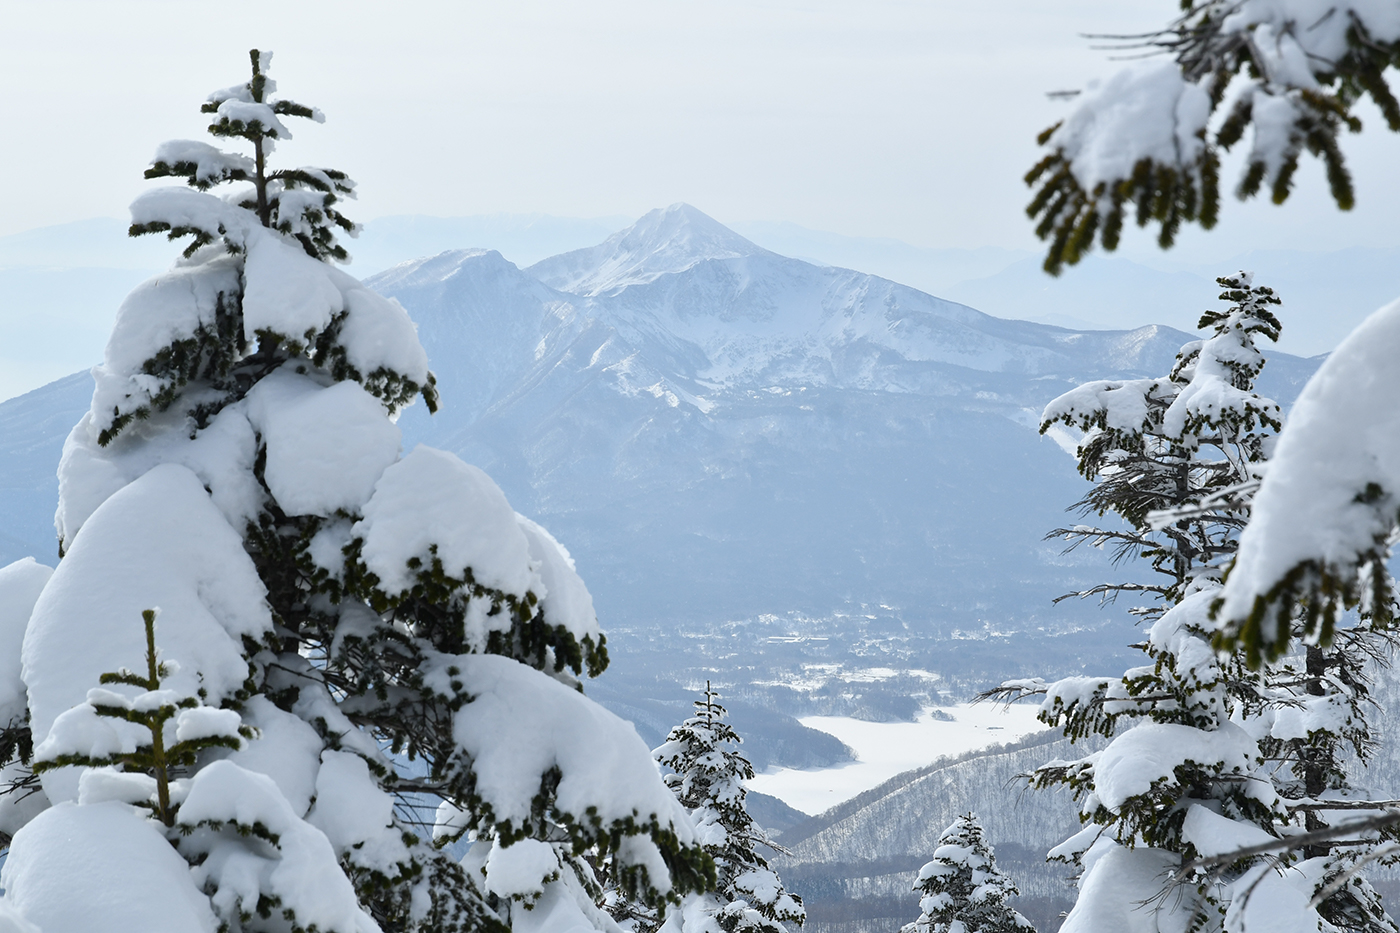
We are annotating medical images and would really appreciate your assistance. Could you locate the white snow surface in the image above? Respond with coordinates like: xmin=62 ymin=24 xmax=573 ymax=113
xmin=88 ymin=249 xmax=243 ymax=438
xmin=1 ymin=801 xmax=219 ymax=933
xmin=1218 ymin=297 xmax=1400 ymax=631
xmin=0 ymin=903 xmax=39 ymax=933
xmin=24 ymin=464 xmax=272 ymax=802
xmin=425 ymin=653 xmax=693 ymax=847
xmin=178 ymin=760 xmax=379 ymax=933
xmin=243 ymin=369 xmax=401 ymax=517
xmin=0 ymin=761 xmax=49 ymax=842
xmin=516 ymin=513 xmax=597 ymax=640
xmin=355 ymin=445 xmax=540 ymax=600
xmin=0 ymin=558 xmax=52 ymax=728
xmin=1180 ymin=803 xmax=1275 ymax=857
xmin=128 ymin=187 xmax=239 ymax=248
xmin=1092 ymin=720 xmax=1266 ymax=811
xmin=327 ymin=267 xmax=431 ymax=384
xmin=483 ymin=837 xmax=560 ymax=901
xmin=509 ymin=877 xmax=626 ymax=933
xmin=242 ymin=225 xmax=344 ymax=343
xmin=76 ymin=767 xmax=159 ymax=808
xmin=307 ymin=750 xmax=409 ymax=873
xmin=746 ymin=703 xmax=1045 ymax=815
xmin=1223 ymin=861 xmax=1325 ymax=933
xmin=221 ymin=694 xmax=324 ymax=816
xmin=31 ymin=703 xmax=126 ymax=764
xmin=213 ymin=99 xmax=291 ymax=139
xmin=173 ymin=706 xmax=244 ymax=743
xmin=1042 ymin=377 xmax=1161 ymax=435
xmin=151 ymin=139 xmax=255 ymax=185
xmin=1050 ymin=61 xmax=1211 ymax=195
xmin=100 ymin=250 xmax=242 ymax=377
xmin=1060 ymin=840 xmax=1189 ymax=933
xmin=57 ymin=397 xmax=264 ymax=548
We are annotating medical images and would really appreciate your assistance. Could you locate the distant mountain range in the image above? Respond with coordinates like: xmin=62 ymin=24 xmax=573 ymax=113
xmin=5 ymin=208 xmax=1391 ymax=401
xmin=0 ymin=204 xmax=1324 ymax=772
xmin=367 ymin=204 xmax=1318 ymax=640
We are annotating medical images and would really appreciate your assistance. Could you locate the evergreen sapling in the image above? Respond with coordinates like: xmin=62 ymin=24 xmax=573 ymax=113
xmin=900 ymin=814 xmax=1034 ymax=933
xmin=642 ymin=684 xmax=805 ymax=933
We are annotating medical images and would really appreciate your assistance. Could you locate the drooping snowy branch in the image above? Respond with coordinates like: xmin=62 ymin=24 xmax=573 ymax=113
xmin=1028 ymin=1 xmax=1400 ymax=273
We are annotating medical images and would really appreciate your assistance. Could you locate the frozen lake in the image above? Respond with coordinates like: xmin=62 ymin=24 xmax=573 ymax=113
xmin=747 ymin=702 xmax=1046 ymax=816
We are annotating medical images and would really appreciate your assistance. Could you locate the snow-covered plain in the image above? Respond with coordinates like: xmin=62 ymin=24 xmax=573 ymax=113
xmin=747 ymin=703 xmax=1045 ymax=815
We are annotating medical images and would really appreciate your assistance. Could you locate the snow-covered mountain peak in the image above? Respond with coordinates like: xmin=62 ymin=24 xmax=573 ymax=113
xmin=526 ymin=203 xmax=770 ymax=297
xmin=366 ymin=248 xmax=513 ymax=291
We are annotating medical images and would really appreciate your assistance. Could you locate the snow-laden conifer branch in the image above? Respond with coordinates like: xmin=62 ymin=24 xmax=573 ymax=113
xmin=1027 ymin=1 xmax=1400 ymax=273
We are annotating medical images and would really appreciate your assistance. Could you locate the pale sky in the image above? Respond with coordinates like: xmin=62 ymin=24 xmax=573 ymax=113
xmin=4 ymin=0 xmax=1398 ymax=259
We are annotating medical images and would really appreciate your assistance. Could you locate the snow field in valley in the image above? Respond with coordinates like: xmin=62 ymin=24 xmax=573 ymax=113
xmin=746 ymin=702 xmax=1046 ymax=816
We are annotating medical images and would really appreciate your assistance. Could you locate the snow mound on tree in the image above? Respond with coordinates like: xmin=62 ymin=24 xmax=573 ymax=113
xmin=306 ymin=750 xmax=409 ymax=872
xmin=0 ymin=801 xmax=219 ymax=933
xmin=1093 ymin=721 xmax=1266 ymax=811
xmin=516 ymin=514 xmax=597 ymax=637
xmin=1180 ymin=804 xmax=1274 ymax=857
xmin=178 ymin=760 xmax=379 ymax=933
xmin=244 ymin=369 xmax=401 ymax=517
xmin=428 ymin=653 xmax=693 ymax=849
xmin=24 ymin=463 xmax=272 ymax=803
xmin=85 ymin=217 xmax=430 ymax=445
xmin=1050 ymin=62 xmax=1211 ymax=198
xmin=242 ymin=225 xmax=345 ymax=342
xmin=355 ymin=445 xmax=541 ymax=599
xmin=0 ymin=558 xmax=53 ymax=729
xmin=220 ymin=694 xmax=324 ymax=815
xmin=1059 ymin=840 xmax=1181 ymax=933
xmin=56 ymin=392 xmax=264 ymax=548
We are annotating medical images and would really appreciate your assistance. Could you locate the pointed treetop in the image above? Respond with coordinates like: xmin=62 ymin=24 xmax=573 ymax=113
xmin=136 ymin=48 xmax=357 ymax=262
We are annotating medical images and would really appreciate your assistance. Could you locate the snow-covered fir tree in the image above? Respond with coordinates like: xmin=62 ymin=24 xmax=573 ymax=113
xmin=1041 ymin=271 xmax=1283 ymax=618
xmin=1026 ymin=1 xmax=1400 ymax=273
xmin=0 ymin=50 xmax=712 ymax=933
xmin=629 ymin=684 xmax=804 ymax=933
xmin=992 ymin=275 xmax=1398 ymax=933
xmin=900 ymin=813 xmax=1033 ymax=933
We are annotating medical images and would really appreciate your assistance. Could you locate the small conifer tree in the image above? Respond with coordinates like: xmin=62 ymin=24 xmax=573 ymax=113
xmin=1040 ymin=272 xmax=1283 ymax=618
xmin=634 ymin=684 xmax=805 ymax=933
xmin=900 ymin=814 xmax=1033 ymax=933
xmin=30 ymin=608 xmax=253 ymax=827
